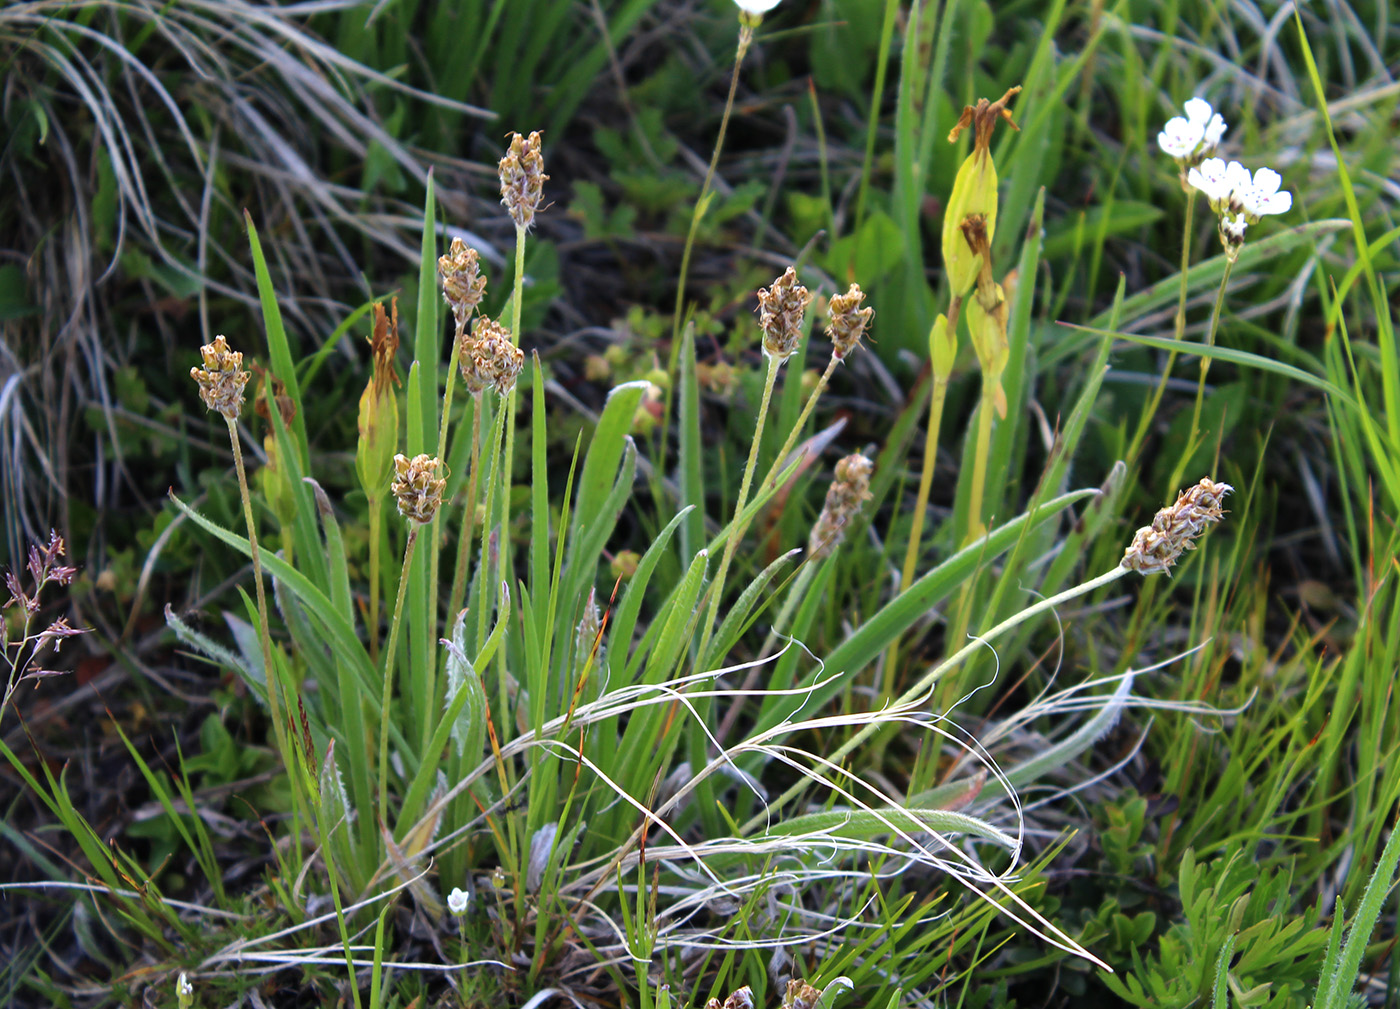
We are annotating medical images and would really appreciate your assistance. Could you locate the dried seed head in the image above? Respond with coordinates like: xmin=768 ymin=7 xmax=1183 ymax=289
xmin=1121 ymin=477 xmax=1234 ymax=576
xmin=826 ymin=283 xmax=873 ymax=361
xmin=705 ymin=987 xmax=755 ymax=1009
xmin=782 ymin=980 xmax=824 ymax=1009
xmin=499 ymin=131 xmax=548 ymax=231
xmin=391 ymin=453 xmax=446 ymax=524
xmin=468 ymin=318 xmax=524 ymax=395
xmin=439 ymin=238 xmax=488 ymax=330
xmin=808 ymin=452 xmax=874 ymax=560
xmin=757 ymin=267 xmax=812 ymax=362
xmin=191 ymin=336 xmax=251 ymax=420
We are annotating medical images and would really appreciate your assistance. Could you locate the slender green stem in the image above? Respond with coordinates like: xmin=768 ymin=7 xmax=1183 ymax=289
xmin=422 ymin=323 xmax=465 ymax=752
xmin=367 ymin=496 xmax=383 ymax=664
xmin=1127 ymin=187 xmax=1196 ymax=464
xmin=761 ymin=355 xmax=839 ymax=490
xmin=448 ymin=393 xmax=484 ymax=627
xmin=965 ymin=386 xmax=997 ymax=543
xmin=1190 ymin=256 xmax=1234 ymax=441
xmin=895 ymin=299 xmax=960 ymax=613
xmin=475 ymin=402 xmax=509 ymax=658
xmin=697 ymin=352 xmax=782 ymax=667
xmin=225 ymin=418 xmax=286 ymax=766
xmin=378 ymin=526 xmax=420 ymax=822
xmin=666 ymin=22 xmax=754 ymax=378
xmin=742 ymin=564 xmax=1131 ymax=834
xmin=852 ymin=0 xmax=901 ymax=238
xmin=886 ymin=375 xmax=950 ymax=697
xmin=1170 ymin=255 xmax=1234 ymax=494
xmin=314 ymin=799 xmax=363 ymax=1009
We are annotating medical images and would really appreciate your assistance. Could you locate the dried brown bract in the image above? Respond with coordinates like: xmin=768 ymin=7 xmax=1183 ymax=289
xmin=391 ymin=453 xmax=446 ymax=524
xmin=499 ymin=131 xmax=548 ymax=231
xmin=825 ymin=283 xmax=873 ymax=361
xmin=1122 ymin=477 xmax=1234 ymax=576
xmin=191 ymin=336 xmax=251 ymax=420
xmin=758 ymin=266 xmax=812 ymax=362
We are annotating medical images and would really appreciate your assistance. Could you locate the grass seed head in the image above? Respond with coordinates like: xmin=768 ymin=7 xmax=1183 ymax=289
xmin=808 ymin=451 xmax=874 ymax=559
xmin=826 ymin=282 xmax=873 ymax=361
xmin=499 ymin=131 xmax=548 ymax=231
xmin=391 ymin=453 xmax=446 ymax=524
xmin=191 ymin=336 xmax=251 ymax=420
xmin=757 ymin=266 xmax=811 ymax=362
xmin=1122 ymin=477 xmax=1234 ymax=575
xmin=439 ymin=237 xmax=488 ymax=329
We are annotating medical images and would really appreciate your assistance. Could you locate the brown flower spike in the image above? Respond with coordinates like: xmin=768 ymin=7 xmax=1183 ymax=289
xmin=758 ymin=267 xmax=812 ymax=362
xmin=464 ymin=318 xmax=524 ymax=395
xmin=439 ymin=238 xmax=487 ymax=330
xmin=1121 ymin=477 xmax=1233 ymax=576
xmin=826 ymin=283 xmax=873 ymax=361
xmin=191 ymin=336 xmax=251 ymax=420
xmin=499 ymin=131 xmax=548 ymax=231
xmin=808 ymin=452 xmax=874 ymax=560
xmin=391 ymin=453 xmax=446 ymax=524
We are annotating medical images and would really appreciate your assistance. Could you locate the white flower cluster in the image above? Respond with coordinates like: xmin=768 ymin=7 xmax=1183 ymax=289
xmin=1187 ymin=158 xmax=1291 ymax=256
xmin=1157 ymin=97 xmax=1226 ymax=166
xmin=1159 ymin=97 xmax=1292 ymax=258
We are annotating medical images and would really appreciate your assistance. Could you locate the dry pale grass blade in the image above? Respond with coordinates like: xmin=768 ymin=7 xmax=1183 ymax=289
xmin=0 ymin=0 xmax=506 ymax=603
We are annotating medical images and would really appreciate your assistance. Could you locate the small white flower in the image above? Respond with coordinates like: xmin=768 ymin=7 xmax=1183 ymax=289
xmin=447 ymin=887 xmax=470 ymax=915
xmin=1157 ymin=116 xmax=1203 ymax=160
xmin=1240 ymin=167 xmax=1292 ymax=221
xmin=1183 ymin=97 xmax=1227 ymax=151
xmin=1187 ymin=157 xmax=1234 ymax=207
xmin=733 ymin=0 xmax=781 ymax=11
xmin=177 ymin=973 xmax=194 ymax=1009
xmin=1161 ymin=97 xmax=1227 ymax=166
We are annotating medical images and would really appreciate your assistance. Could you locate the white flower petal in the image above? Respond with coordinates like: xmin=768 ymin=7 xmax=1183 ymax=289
xmin=1158 ymin=117 xmax=1204 ymax=158
xmin=1183 ymin=97 xmax=1214 ymax=126
xmin=1202 ymin=114 xmax=1227 ymax=148
xmin=1250 ymin=167 xmax=1282 ymax=197
xmin=1188 ymin=157 xmax=1233 ymax=204
xmin=733 ymin=0 xmax=781 ymax=12
xmin=1255 ymin=189 xmax=1292 ymax=216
